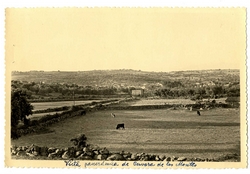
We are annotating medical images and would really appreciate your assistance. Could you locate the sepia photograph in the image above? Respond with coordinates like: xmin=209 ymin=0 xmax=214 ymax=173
xmin=4 ymin=7 xmax=247 ymax=169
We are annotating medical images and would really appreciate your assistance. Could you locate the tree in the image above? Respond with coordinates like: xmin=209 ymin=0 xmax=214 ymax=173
xmin=187 ymin=88 xmax=195 ymax=96
xmin=29 ymin=85 xmax=39 ymax=94
xmin=212 ymin=85 xmax=224 ymax=96
xmin=195 ymin=87 xmax=205 ymax=95
xmin=205 ymin=86 xmax=213 ymax=97
xmin=226 ymin=85 xmax=240 ymax=97
xmin=11 ymin=90 xmax=33 ymax=139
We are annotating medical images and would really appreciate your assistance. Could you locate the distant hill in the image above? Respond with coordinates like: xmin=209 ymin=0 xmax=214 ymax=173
xmin=11 ymin=69 xmax=240 ymax=88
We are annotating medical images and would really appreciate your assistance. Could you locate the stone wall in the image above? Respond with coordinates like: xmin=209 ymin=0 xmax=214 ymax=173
xmin=11 ymin=144 xmax=240 ymax=162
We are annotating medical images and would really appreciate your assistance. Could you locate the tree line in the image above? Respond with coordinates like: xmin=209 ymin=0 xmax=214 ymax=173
xmin=154 ymin=82 xmax=240 ymax=99
xmin=11 ymin=80 xmax=123 ymax=99
xmin=11 ymin=79 xmax=240 ymax=100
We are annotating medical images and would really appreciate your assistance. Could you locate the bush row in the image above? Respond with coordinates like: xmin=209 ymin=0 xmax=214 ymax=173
xmin=32 ymin=99 xmax=120 ymax=114
xmin=33 ymin=106 xmax=70 ymax=114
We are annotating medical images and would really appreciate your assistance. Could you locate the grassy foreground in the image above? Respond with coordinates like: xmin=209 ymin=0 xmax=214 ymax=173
xmin=12 ymin=108 xmax=240 ymax=159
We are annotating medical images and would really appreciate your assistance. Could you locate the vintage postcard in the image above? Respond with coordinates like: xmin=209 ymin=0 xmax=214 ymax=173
xmin=4 ymin=8 xmax=247 ymax=169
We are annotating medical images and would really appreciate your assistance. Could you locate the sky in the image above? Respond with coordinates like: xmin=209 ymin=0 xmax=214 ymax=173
xmin=5 ymin=8 xmax=246 ymax=72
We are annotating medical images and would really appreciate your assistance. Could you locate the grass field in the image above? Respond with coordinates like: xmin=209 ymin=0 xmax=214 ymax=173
xmin=31 ymin=100 xmax=100 ymax=111
xmin=12 ymin=108 xmax=240 ymax=159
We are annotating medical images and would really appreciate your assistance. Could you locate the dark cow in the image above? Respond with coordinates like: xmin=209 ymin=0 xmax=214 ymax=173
xmin=116 ymin=123 xmax=125 ymax=129
xmin=197 ymin=110 xmax=201 ymax=116
xmin=81 ymin=110 xmax=86 ymax=115
xmin=111 ymin=113 xmax=116 ymax=117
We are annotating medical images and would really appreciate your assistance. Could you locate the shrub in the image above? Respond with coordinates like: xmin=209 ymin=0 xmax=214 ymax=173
xmin=70 ymin=134 xmax=87 ymax=148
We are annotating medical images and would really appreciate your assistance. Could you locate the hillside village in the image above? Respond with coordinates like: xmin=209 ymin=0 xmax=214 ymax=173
xmin=11 ymin=69 xmax=240 ymax=101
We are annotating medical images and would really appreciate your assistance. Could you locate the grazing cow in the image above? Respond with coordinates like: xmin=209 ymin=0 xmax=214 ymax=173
xmin=197 ymin=110 xmax=201 ymax=116
xmin=111 ymin=113 xmax=116 ymax=117
xmin=81 ymin=110 xmax=86 ymax=115
xmin=116 ymin=123 xmax=125 ymax=129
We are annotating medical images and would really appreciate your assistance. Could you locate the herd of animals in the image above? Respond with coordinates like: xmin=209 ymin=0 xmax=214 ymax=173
xmin=111 ymin=110 xmax=201 ymax=130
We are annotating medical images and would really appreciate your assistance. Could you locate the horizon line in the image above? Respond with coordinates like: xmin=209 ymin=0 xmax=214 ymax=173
xmin=11 ymin=68 xmax=240 ymax=73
